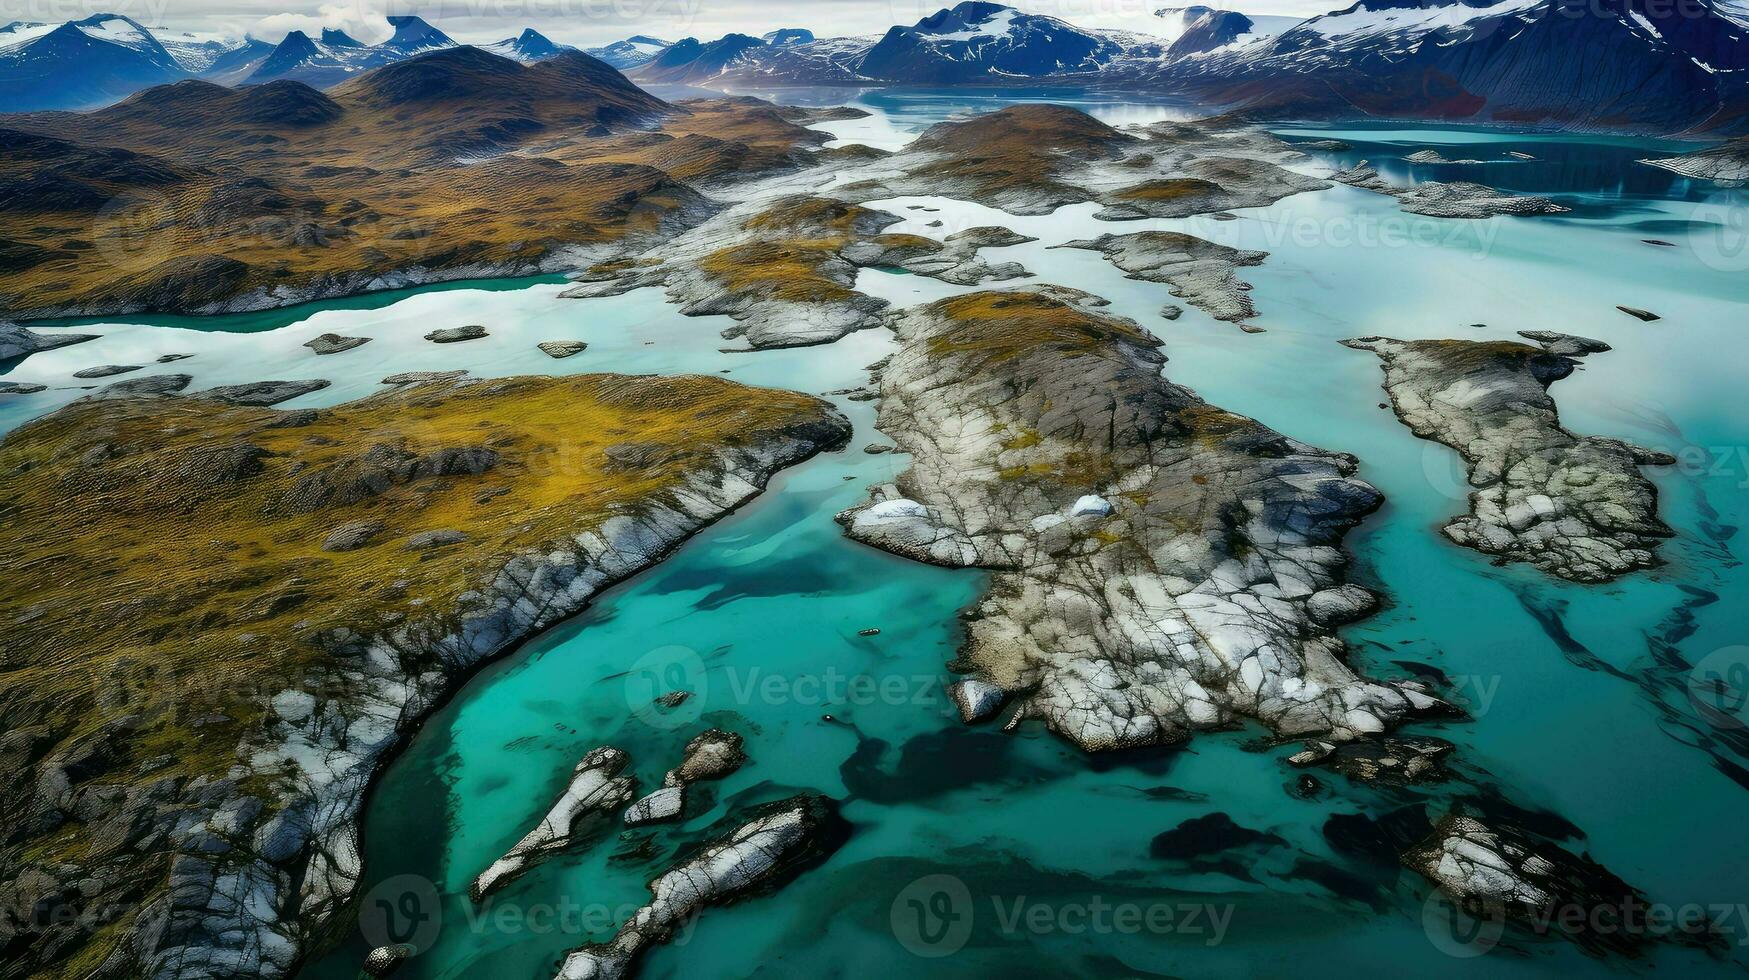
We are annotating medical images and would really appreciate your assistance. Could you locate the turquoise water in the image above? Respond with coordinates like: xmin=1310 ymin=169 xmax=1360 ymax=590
xmin=8 ymin=98 xmax=1748 ymax=978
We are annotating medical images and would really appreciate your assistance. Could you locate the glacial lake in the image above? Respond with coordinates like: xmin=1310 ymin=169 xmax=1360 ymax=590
xmin=9 ymin=92 xmax=1749 ymax=978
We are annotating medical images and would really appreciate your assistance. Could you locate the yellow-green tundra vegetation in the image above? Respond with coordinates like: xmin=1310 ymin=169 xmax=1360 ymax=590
xmin=0 ymin=372 xmax=847 ymax=978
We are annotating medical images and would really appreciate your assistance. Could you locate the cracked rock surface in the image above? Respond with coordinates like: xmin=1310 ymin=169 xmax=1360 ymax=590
xmin=1344 ymin=334 xmax=1674 ymax=582
xmin=472 ymin=747 xmax=636 ymax=900
xmin=624 ymin=729 xmax=748 ymax=827
xmin=556 ymin=795 xmax=846 ymax=980
xmin=839 ymin=288 xmax=1447 ymax=752
xmin=1405 ymin=812 xmax=1699 ymax=956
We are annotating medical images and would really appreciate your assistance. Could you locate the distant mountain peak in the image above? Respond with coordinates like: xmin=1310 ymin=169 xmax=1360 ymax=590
xmin=382 ymin=15 xmax=453 ymax=52
xmin=320 ymin=27 xmax=362 ymax=48
xmin=763 ymin=28 xmax=815 ymax=46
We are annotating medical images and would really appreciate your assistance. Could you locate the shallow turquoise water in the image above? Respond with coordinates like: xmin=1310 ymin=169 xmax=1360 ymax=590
xmin=9 ymin=97 xmax=1749 ymax=978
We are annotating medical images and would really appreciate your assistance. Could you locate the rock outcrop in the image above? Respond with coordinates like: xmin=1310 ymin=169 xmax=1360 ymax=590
xmin=838 ymin=289 xmax=1447 ymax=752
xmin=472 ymin=747 xmax=637 ymax=900
xmin=1344 ymin=334 xmax=1674 ymax=582
xmin=556 ymin=795 xmax=846 ymax=980
xmin=622 ymin=729 xmax=748 ymax=827
xmin=304 ymin=333 xmax=371 ymax=355
xmin=0 ymin=321 xmax=97 ymax=362
xmin=1331 ymin=162 xmax=1569 ymax=218
xmin=1640 ymin=138 xmax=1749 ymax=182
xmin=1057 ymin=232 xmax=1267 ymax=324
xmin=1406 ymin=811 xmax=1708 ymax=956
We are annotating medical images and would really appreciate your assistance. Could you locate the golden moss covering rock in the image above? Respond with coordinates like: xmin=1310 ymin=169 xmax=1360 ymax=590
xmin=0 ymin=372 xmax=848 ymax=979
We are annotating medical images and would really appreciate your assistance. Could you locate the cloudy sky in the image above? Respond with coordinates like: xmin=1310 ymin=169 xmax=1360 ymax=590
xmin=77 ymin=0 xmax=1338 ymax=46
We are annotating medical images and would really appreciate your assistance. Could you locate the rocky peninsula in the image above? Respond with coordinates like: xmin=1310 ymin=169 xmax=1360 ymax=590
xmin=0 ymin=373 xmax=849 ymax=978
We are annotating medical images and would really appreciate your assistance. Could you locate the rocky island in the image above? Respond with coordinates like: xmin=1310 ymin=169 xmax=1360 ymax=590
xmin=838 ymin=288 xmax=1445 ymax=750
xmin=1344 ymin=334 xmax=1674 ymax=582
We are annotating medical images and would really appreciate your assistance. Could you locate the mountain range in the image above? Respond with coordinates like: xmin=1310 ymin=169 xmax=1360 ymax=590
xmin=3 ymin=1 xmax=1747 ymax=132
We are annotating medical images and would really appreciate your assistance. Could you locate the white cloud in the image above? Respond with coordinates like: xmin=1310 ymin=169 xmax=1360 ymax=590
xmin=250 ymin=2 xmax=391 ymax=43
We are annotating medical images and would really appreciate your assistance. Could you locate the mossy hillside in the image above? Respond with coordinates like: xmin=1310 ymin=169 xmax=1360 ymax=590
xmin=0 ymin=88 xmax=826 ymax=317
xmin=0 ymin=374 xmax=839 ymax=807
xmin=696 ymin=196 xmax=897 ymax=304
xmin=923 ymin=291 xmax=1159 ymax=365
xmin=1115 ymin=177 xmax=1225 ymax=202
xmin=907 ymin=104 xmax=1134 ymax=202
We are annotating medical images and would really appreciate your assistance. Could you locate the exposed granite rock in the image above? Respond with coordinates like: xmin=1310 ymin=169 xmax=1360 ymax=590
xmin=473 ymin=747 xmax=637 ymax=900
xmin=403 ymin=529 xmax=468 ymax=551
xmin=1639 ymin=138 xmax=1749 ymax=182
xmin=949 ymin=678 xmax=1007 ymax=723
xmin=1344 ymin=334 xmax=1674 ymax=582
xmin=1332 ymin=162 xmax=1569 ymax=218
xmin=624 ymin=729 xmax=748 ymax=827
xmin=622 ymin=787 xmax=684 ymax=827
xmin=0 ymin=321 xmax=97 ymax=362
xmin=664 ymin=729 xmax=746 ymax=787
xmin=320 ymin=519 xmax=386 ymax=553
xmin=72 ymin=364 xmax=142 ymax=379
xmin=382 ymin=370 xmax=468 ymax=385
xmin=1305 ymin=584 xmax=1380 ymax=627
xmin=839 ymin=289 xmax=1447 ymax=752
xmin=80 ymin=373 xmax=192 ymax=401
xmin=363 ymin=943 xmax=414 ymax=977
xmin=841 ymin=225 xmax=1034 ymax=285
xmin=1057 ymin=232 xmax=1267 ymax=324
xmin=557 ymin=795 xmax=847 ymax=980
xmin=0 ymin=380 xmax=46 ymax=395
xmin=1290 ymin=736 xmax=1453 ymax=784
xmin=1406 ymin=150 xmax=1484 ymax=165
xmin=1406 ymin=812 xmax=1699 ymax=956
xmin=304 ymin=333 xmax=371 ymax=355
xmin=424 ymin=325 xmax=487 ymax=344
xmin=1617 ymin=306 xmax=1661 ymax=322
xmin=195 ymin=380 xmax=331 ymax=407
xmin=538 ymin=341 xmax=588 ymax=359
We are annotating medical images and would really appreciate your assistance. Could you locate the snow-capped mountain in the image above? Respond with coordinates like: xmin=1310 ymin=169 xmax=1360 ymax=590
xmin=1151 ymin=6 xmax=1302 ymax=55
xmin=763 ymin=29 xmax=816 ymax=46
xmin=857 ymin=2 xmax=1125 ymax=81
xmin=584 ymin=35 xmax=672 ymax=69
xmin=483 ymin=28 xmax=573 ymax=64
xmin=634 ymin=33 xmax=770 ymax=83
xmin=247 ymin=15 xmax=458 ymax=86
xmin=0 ymin=14 xmax=189 ymax=111
xmin=1153 ymin=0 xmax=1749 ymax=133
xmin=632 ymin=3 xmax=1147 ymax=85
